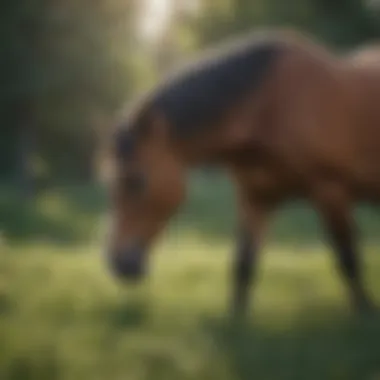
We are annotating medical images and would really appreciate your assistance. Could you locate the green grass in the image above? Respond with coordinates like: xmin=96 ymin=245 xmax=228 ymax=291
xmin=1 ymin=242 xmax=380 ymax=380
xmin=1 ymin=172 xmax=380 ymax=379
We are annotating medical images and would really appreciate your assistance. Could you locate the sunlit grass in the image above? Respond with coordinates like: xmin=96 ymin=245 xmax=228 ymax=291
xmin=1 ymin=238 xmax=380 ymax=380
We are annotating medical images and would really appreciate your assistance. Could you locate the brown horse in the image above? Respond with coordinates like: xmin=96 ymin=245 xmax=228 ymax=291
xmin=106 ymin=28 xmax=380 ymax=316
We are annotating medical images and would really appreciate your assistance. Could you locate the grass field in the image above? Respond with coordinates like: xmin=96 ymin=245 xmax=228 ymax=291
xmin=1 ymin=172 xmax=380 ymax=380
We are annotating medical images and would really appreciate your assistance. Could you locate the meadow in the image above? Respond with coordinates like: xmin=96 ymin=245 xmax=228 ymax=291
xmin=1 ymin=172 xmax=380 ymax=380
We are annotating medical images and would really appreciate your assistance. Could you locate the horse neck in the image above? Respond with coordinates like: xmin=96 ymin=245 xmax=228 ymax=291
xmin=171 ymin=125 xmax=257 ymax=169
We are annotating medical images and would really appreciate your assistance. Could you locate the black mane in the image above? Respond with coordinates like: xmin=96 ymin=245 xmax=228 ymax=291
xmin=114 ymin=32 xmax=283 ymax=160
xmin=149 ymin=33 xmax=282 ymax=136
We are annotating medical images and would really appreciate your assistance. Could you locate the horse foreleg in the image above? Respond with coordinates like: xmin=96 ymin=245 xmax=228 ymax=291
xmin=313 ymin=184 xmax=375 ymax=314
xmin=231 ymin=198 xmax=272 ymax=318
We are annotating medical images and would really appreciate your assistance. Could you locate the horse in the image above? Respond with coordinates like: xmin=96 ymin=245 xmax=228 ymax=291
xmin=105 ymin=28 xmax=380 ymax=317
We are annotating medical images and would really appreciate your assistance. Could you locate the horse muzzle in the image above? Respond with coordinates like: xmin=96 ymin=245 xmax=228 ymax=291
xmin=108 ymin=245 xmax=147 ymax=282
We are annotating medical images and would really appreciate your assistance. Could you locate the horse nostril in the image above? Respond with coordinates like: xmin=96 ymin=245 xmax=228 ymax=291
xmin=109 ymin=249 xmax=146 ymax=282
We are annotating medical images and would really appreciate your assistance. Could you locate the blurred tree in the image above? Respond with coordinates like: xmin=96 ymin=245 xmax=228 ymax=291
xmin=0 ymin=0 xmax=47 ymax=193
xmin=311 ymin=0 xmax=380 ymax=47
xmin=0 ymin=0 xmax=151 ymax=187
xmin=187 ymin=0 xmax=379 ymax=48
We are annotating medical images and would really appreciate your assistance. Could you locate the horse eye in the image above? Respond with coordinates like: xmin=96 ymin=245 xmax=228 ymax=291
xmin=123 ymin=173 xmax=145 ymax=196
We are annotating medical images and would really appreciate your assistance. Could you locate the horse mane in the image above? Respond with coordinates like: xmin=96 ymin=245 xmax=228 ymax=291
xmin=149 ymin=33 xmax=283 ymax=136
xmin=113 ymin=28 xmax=330 ymax=160
xmin=120 ymin=30 xmax=299 ymax=142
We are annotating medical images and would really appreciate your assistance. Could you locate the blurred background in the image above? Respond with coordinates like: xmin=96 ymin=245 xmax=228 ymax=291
xmin=1 ymin=1 xmax=380 ymax=379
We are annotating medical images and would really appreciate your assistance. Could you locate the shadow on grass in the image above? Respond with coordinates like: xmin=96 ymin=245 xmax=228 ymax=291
xmin=0 ymin=344 xmax=60 ymax=380
xmin=201 ymin=309 xmax=380 ymax=380
xmin=97 ymin=296 xmax=151 ymax=331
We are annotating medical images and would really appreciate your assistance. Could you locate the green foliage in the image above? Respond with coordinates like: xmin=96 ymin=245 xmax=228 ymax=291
xmin=0 ymin=0 xmax=153 ymax=182
xmin=175 ymin=0 xmax=379 ymax=49
xmin=0 ymin=184 xmax=106 ymax=244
